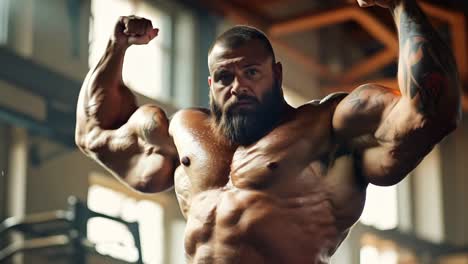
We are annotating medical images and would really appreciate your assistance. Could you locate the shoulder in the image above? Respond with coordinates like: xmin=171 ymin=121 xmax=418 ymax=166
xmin=126 ymin=104 xmax=170 ymax=131
xmin=169 ymin=107 xmax=211 ymax=135
xmin=296 ymin=92 xmax=349 ymax=115
xmin=301 ymin=92 xmax=349 ymax=107
xmin=170 ymin=107 xmax=210 ymax=122
xmin=317 ymin=92 xmax=349 ymax=105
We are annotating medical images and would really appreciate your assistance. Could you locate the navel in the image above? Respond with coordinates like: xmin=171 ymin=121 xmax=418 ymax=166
xmin=181 ymin=156 xmax=191 ymax=167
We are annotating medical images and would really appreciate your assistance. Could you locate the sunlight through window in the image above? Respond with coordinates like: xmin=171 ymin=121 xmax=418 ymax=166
xmin=360 ymin=184 xmax=398 ymax=230
xmin=87 ymin=184 xmax=164 ymax=263
xmin=360 ymin=245 xmax=398 ymax=264
xmin=90 ymin=0 xmax=172 ymax=101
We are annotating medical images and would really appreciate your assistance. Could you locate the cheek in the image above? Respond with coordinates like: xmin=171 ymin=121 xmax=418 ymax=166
xmin=211 ymin=88 xmax=227 ymax=107
xmin=255 ymin=79 xmax=275 ymax=101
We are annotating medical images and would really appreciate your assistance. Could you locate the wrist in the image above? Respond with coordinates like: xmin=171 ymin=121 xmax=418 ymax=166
xmin=109 ymin=38 xmax=129 ymax=53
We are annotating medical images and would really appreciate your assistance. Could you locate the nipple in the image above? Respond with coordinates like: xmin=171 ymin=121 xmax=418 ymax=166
xmin=181 ymin=156 xmax=191 ymax=167
xmin=267 ymin=162 xmax=279 ymax=170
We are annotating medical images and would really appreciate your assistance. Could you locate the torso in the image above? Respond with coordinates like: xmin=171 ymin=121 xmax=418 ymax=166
xmin=169 ymin=100 xmax=367 ymax=264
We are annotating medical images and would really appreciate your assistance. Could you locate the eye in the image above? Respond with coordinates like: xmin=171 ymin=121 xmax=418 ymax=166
xmin=246 ymin=68 xmax=258 ymax=77
xmin=216 ymin=71 xmax=233 ymax=85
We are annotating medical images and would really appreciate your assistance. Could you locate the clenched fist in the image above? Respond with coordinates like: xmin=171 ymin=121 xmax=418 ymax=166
xmin=356 ymin=0 xmax=402 ymax=8
xmin=112 ymin=15 xmax=158 ymax=48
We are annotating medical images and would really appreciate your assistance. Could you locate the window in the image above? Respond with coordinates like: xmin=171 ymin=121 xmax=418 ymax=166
xmin=360 ymin=245 xmax=398 ymax=264
xmin=89 ymin=0 xmax=172 ymax=101
xmin=360 ymin=184 xmax=398 ymax=230
xmin=87 ymin=184 xmax=165 ymax=263
xmin=0 ymin=0 xmax=9 ymax=44
xmin=359 ymin=184 xmax=399 ymax=263
xmin=359 ymin=233 xmax=419 ymax=264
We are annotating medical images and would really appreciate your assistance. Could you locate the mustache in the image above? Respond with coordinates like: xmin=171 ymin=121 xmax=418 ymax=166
xmin=225 ymin=94 xmax=259 ymax=111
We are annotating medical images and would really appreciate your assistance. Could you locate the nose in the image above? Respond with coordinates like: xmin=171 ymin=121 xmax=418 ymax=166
xmin=230 ymin=76 xmax=249 ymax=96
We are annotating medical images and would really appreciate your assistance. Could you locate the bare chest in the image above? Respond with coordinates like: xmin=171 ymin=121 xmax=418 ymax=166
xmin=173 ymin=114 xmax=332 ymax=194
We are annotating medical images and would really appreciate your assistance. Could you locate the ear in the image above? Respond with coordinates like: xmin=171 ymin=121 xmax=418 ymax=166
xmin=208 ymin=76 xmax=212 ymax=87
xmin=273 ymin=61 xmax=283 ymax=84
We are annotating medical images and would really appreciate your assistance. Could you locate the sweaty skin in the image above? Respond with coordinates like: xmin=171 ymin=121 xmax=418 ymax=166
xmin=76 ymin=1 xmax=461 ymax=263
xmin=169 ymin=102 xmax=364 ymax=264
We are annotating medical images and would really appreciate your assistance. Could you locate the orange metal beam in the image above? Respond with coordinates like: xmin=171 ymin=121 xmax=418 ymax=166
xmin=269 ymin=6 xmax=399 ymax=82
xmin=269 ymin=7 xmax=357 ymax=36
xmin=272 ymin=38 xmax=334 ymax=79
xmin=340 ymin=50 xmax=397 ymax=83
xmin=269 ymin=7 xmax=399 ymax=51
xmin=200 ymin=0 xmax=268 ymax=28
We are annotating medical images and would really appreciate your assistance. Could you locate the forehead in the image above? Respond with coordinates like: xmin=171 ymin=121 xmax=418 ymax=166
xmin=208 ymin=39 xmax=272 ymax=72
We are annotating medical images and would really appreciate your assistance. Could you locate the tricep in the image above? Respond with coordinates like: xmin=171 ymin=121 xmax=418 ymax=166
xmin=80 ymin=104 xmax=177 ymax=193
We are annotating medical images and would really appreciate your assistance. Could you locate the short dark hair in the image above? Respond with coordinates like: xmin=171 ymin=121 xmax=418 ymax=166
xmin=208 ymin=25 xmax=276 ymax=62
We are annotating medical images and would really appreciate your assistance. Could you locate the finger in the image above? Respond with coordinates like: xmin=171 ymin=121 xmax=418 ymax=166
xmin=148 ymin=28 xmax=159 ymax=41
xmin=124 ymin=18 xmax=148 ymax=36
xmin=146 ymin=19 xmax=153 ymax=32
xmin=128 ymin=34 xmax=152 ymax=45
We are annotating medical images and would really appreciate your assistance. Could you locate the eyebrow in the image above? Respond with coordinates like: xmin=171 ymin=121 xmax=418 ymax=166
xmin=214 ymin=68 xmax=229 ymax=74
xmin=242 ymin=63 xmax=261 ymax=68
xmin=211 ymin=61 xmax=262 ymax=75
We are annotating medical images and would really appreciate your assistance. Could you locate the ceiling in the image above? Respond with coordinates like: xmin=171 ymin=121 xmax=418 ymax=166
xmin=196 ymin=0 xmax=468 ymax=108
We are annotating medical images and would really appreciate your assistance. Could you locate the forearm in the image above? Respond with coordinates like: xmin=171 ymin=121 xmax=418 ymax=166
xmin=391 ymin=0 xmax=461 ymax=119
xmin=82 ymin=39 xmax=136 ymax=129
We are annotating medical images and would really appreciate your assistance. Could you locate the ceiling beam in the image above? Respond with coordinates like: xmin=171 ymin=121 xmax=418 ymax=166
xmin=419 ymin=2 xmax=467 ymax=82
xmin=0 ymin=47 xmax=81 ymax=146
xmin=200 ymin=0 xmax=268 ymax=29
xmin=272 ymin=38 xmax=334 ymax=79
xmin=268 ymin=6 xmax=398 ymax=82
xmin=0 ymin=47 xmax=81 ymax=109
xmin=268 ymin=6 xmax=398 ymax=51
xmin=0 ymin=105 xmax=74 ymax=147
xmin=269 ymin=7 xmax=357 ymax=36
xmin=340 ymin=50 xmax=397 ymax=83
xmin=269 ymin=2 xmax=467 ymax=84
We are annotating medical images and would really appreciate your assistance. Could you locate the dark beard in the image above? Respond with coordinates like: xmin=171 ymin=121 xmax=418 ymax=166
xmin=210 ymin=81 xmax=284 ymax=146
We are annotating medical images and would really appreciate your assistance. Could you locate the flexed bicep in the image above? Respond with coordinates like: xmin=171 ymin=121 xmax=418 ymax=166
xmin=333 ymin=84 xmax=400 ymax=142
xmin=332 ymin=84 xmax=427 ymax=186
xmin=334 ymin=0 xmax=461 ymax=186
xmin=80 ymin=104 xmax=178 ymax=193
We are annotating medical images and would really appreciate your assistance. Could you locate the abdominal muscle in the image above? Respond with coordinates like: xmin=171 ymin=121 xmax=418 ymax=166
xmin=183 ymin=184 xmax=341 ymax=264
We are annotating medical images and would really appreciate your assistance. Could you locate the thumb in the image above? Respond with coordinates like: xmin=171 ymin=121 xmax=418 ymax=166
xmin=148 ymin=28 xmax=159 ymax=41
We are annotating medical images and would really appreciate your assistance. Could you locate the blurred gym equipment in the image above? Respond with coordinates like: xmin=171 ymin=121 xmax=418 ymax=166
xmin=0 ymin=196 xmax=143 ymax=264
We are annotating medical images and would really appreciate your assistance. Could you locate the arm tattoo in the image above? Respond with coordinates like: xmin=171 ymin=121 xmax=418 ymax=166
xmin=395 ymin=0 xmax=458 ymax=115
xmin=347 ymin=84 xmax=393 ymax=112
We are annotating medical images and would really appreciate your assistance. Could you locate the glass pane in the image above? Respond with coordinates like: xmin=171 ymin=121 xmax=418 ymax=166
xmin=0 ymin=0 xmax=9 ymax=44
xmin=360 ymin=184 xmax=398 ymax=230
xmin=90 ymin=0 xmax=172 ymax=101
xmin=87 ymin=182 xmax=165 ymax=263
xmin=360 ymin=245 xmax=379 ymax=264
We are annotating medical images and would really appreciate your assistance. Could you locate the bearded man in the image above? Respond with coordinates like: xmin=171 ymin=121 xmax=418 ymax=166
xmin=75 ymin=0 xmax=461 ymax=263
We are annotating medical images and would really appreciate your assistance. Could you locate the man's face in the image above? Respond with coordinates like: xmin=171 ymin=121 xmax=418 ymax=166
xmin=208 ymin=39 xmax=283 ymax=146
